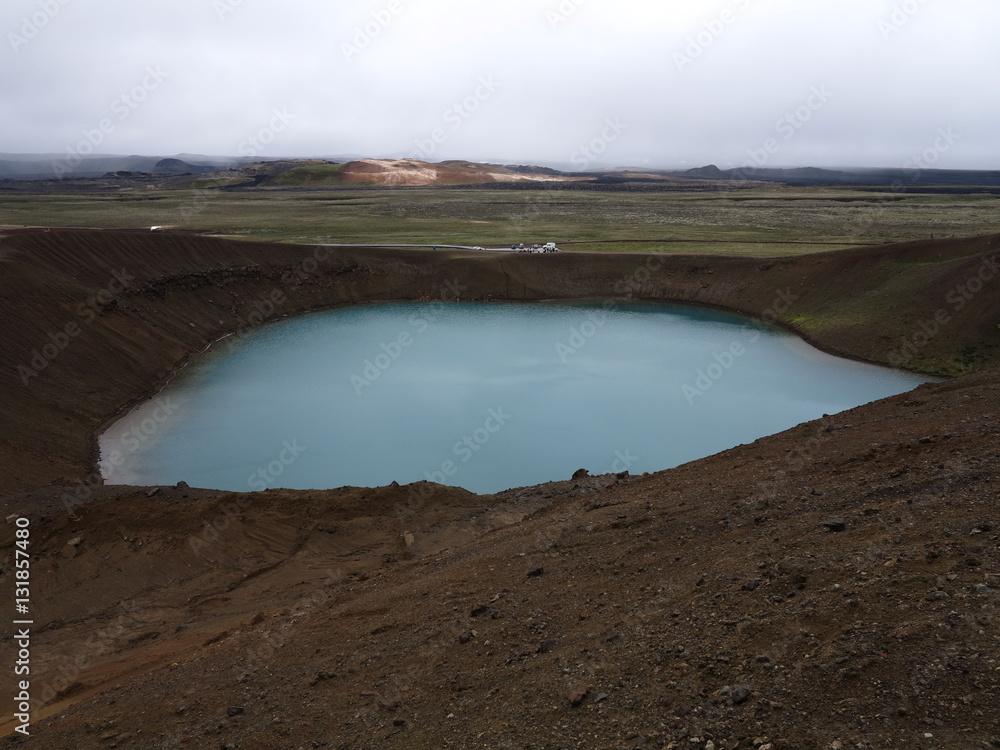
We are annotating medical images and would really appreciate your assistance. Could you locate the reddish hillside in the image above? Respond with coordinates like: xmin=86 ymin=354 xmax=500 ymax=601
xmin=337 ymin=158 xmax=590 ymax=186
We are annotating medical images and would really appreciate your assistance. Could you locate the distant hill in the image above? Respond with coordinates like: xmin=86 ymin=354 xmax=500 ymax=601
xmin=0 ymin=155 xmax=163 ymax=179
xmin=4 ymin=152 xmax=1000 ymax=189
xmin=261 ymin=158 xmax=590 ymax=187
xmin=152 ymin=158 xmax=218 ymax=175
xmin=681 ymin=164 xmax=726 ymax=179
xmin=0 ymin=153 xmax=250 ymax=179
xmin=673 ymin=164 xmax=1000 ymax=187
xmin=261 ymin=161 xmax=347 ymax=186
xmin=0 ymin=153 xmax=586 ymax=185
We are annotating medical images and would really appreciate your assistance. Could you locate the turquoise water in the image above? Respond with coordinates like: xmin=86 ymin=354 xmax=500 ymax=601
xmin=99 ymin=301 xmax=932 ymax=494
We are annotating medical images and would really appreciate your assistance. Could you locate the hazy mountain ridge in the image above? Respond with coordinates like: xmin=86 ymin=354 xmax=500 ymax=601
xmin=4 ymin=154 xmax=1000 ymax=188
xmin=674 ymin=164 xmax=1000 ymax=187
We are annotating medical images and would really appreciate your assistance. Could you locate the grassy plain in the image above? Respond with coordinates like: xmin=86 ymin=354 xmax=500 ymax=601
xmin=1 ymin=185 xmax=998 ymax=254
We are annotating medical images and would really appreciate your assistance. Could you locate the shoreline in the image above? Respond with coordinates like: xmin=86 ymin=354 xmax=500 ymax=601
xmin=89 ymin=293 xmax=942 ymax=496
xmin=2 ymin=229 xmax=998 ymax=496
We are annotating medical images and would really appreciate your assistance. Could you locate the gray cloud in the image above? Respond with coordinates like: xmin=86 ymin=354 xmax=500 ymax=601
xmin=3 ymin=0 xmax=998 ymax=169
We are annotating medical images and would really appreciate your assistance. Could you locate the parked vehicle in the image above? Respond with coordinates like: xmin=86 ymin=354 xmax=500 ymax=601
xmin=516 ymin=242 xmax=561 ymax=254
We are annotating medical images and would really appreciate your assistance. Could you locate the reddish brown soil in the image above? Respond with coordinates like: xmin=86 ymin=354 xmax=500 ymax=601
xmin=0 ymin=231 xmax=998 ymax=749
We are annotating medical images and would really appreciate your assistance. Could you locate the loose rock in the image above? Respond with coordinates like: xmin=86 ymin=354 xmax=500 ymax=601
xmin=718 ymin=684 xmax=751 ymax=706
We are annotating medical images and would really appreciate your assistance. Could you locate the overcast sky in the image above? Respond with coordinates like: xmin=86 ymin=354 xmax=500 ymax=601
xmin=3 ymin=0 xmax=998 ymax=170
